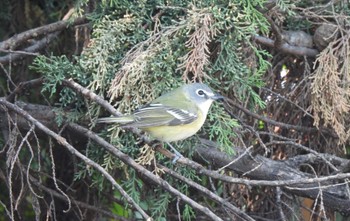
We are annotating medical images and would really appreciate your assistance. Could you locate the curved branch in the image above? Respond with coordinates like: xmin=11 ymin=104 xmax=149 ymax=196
xmin=223 ymin=98 xmax=337 ymax=137
xmin=0 ymin=97 xmax=225 ymax=220
xmin=68 ymin=123 xmax=224 ymax=221
xmin=8 ymin=100 xmax=350 ymax=187
xmin=27 ymin=172 xmax=130 ymax=221
xmin=193 ymin=145 xmax=350 ymax=215
xmin=62 ymin=79 xmax=121 ymax=117
xmin=0 ymin=98 xmax=152 ymax=220
xmin=6 ymin=77 xmax=44 ymax=102
xmin=0 ymin=17 xmax=87 ymax=51
xmin=0 ymin=34 xmax=56 ymax=65
xmin=159 ymin=165 xmax=254 ymax=221
xmin=0 ymin=14 xmax=88 ymax=65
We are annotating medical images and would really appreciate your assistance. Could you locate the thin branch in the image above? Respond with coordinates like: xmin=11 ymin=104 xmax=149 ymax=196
xmin=265 ymin=16 xmax=283 ymax=48
xmin=159 ymin=165 xmax=255 ymax=221
xmin=287 ymin=153 xmax=350 ymax=173
xmin=275 ymin=187 xmax=286 ymax=221
xmin=0 ymin=98 xmax=152 ymax=220
xmin=190 ymin=146 xmax=350 ymax=187
xmin=0 ymin=49 xmax=39 ymax=56
xmin=0 ymin=17 xmax=87 ymax=51
xmin=62 ymin=79 xmax=121 ymax=117
xmin=0 ymin=14 xmax=88 ymax=65
xmin=261 ymin=87 xmax=313 ymax=118
xmin=192 ymin=146 xmax=350 ymax=214
xmin=14 ymin=160 xmax=128 ymax=220
xmin=68 ymin=122 xmax=224 ymax=221
xmin=29 ymin=176 xmax=130 ymax=221
xmin=48 ymin=137 xmax=72 ymax=212
xmin=265 ymin=140 xmax=339 ymax=172
xmin=223 ymin=98 xmax=336 ymax=137
xmin=6 ymin=77 xmax=44 ymax=102
xmin=60 ymin=79 xmax=350 ymax=215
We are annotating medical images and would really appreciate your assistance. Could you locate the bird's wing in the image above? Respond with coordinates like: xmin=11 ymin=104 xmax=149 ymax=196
xmin=128 ymin=103 xmax=198 ymax=128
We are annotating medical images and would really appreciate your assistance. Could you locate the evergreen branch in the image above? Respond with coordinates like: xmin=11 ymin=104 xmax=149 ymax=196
xmin=179 ymin=11 xmax=216 ymax=82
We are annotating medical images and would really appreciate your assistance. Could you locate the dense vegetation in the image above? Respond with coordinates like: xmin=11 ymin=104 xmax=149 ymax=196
xmin=0 ymin=0 xmax=350 ymax=220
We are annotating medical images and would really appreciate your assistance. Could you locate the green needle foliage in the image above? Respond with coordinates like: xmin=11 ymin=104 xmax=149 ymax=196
xmin=31 ymin=0 xmax=269 ymax=219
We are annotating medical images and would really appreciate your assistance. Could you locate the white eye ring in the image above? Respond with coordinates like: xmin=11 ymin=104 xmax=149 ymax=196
xmin=196 ymin=89 xmax=205 ymax=97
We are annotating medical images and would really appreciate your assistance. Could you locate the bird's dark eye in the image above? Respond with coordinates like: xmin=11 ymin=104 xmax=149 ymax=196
xmin=197 ymin=89 xmax=205 ymax=96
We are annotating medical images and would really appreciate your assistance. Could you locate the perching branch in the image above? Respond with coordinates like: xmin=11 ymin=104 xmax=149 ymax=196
xmin=3 ymin=78 xmax=350 ymax=217
xmin=0 ymin=97 xmax=225 ymax=221
xmin=67 ymin=123 xmax=224 ymax=221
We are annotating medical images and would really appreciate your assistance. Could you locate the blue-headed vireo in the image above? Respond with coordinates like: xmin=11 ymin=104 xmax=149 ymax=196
xmin=97 ymin=83 xmax=223 ymax=159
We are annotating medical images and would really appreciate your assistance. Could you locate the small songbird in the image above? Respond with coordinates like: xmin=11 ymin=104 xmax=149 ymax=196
xmin=97 ymin=83 xmax=224 ymax=160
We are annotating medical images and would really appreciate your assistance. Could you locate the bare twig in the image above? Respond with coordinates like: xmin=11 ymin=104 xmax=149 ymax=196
xmin=29 ymin=175 xmax=131 ymax=221
xmin=265 ymin=140 xmax=339 ymax=172
xmin=223 ymin=98 xmax=336 ymax=136
xmin=6 ymin=77 xmax=44 ymax=102
xmin=68 ymin=122 xmax=223 ymax=221
xmin=192 ymin=146 xmax=350 ymax=187
xmin=275 ymin=187 xmax=286 ymax=221
xmin=159 ymin=165 xmax=255 ymax=221
xmin=0 ymin=49 xmax=39 ymax=56
xmin=193 ymin=146 xmax=350 ymax=214
xmin=0 ymin=17 xmax=87 ymax=51
xmin=0 ymin=13 xmax=88 ymax=65
xmin=62 ymin=79 xmax=121 ymax=117
xmin=261 ymin=87 xmax=313 ymax=118
xmin=0 ymin=98 xmax=152 ymax=220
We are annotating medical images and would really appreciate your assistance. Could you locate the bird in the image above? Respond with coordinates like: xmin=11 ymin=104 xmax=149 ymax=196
xmin=97 ymin=83 xmax=224 ymax=161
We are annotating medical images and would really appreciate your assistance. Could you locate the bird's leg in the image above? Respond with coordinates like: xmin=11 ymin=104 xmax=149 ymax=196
xmin=166 ymin=142 xmax=183 ymax=163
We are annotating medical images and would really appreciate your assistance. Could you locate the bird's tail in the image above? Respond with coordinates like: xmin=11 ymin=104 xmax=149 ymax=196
xmin=96 ymin=116 xmax=134 ymax=124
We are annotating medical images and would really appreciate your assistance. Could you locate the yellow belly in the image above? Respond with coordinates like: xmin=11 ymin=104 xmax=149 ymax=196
xmin=143 ymin=112 xmax=206 ymax=142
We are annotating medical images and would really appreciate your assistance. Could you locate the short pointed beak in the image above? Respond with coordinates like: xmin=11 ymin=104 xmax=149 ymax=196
xmin=211 ymin=93 xmax=225 ymax=101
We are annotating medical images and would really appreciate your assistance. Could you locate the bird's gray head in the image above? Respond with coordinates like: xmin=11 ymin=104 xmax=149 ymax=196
xmin=183 ymin=83 xmax=224 ymax=114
